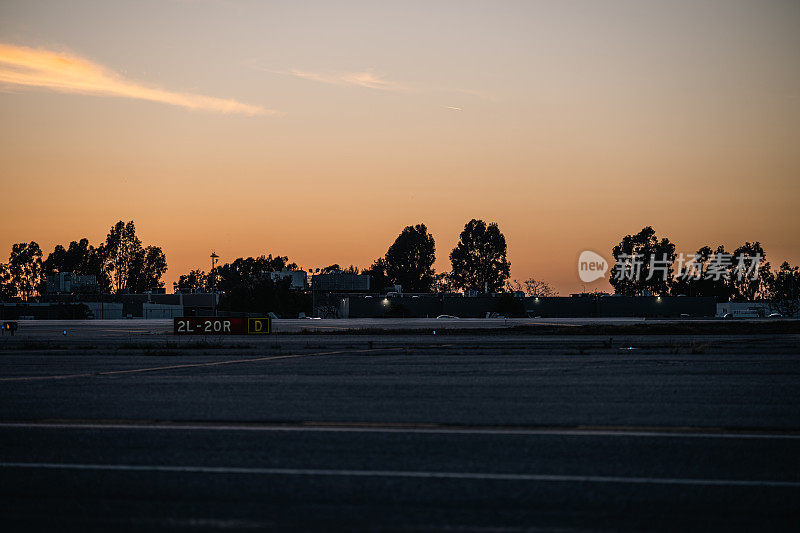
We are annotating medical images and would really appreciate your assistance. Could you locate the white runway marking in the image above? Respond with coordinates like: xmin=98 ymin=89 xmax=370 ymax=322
xmin=1 ymin=421 xmax=798 ymax=440
xmin=1 ymin=461 xmax=798 ymax=488
xmin=0 ymin=347 xmax=403 ymax=382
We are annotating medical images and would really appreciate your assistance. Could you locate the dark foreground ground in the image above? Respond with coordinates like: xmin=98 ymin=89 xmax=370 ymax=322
xmin=1 ymin=321 xmax=799 ymax=531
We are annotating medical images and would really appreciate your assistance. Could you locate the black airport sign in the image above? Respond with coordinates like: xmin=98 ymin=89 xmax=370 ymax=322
xmin=174 ymin=317 xmax=271 ymax=335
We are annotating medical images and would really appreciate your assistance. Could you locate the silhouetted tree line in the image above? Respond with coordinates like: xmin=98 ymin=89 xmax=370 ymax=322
xmin=0 ymin=221 xmax=167 ymax=300
xmin=609 ymin=226 xmax=799 ymax=308
xmin=215 ymin=254 xmax=307 ymax=315
xmin=172 ymin=219 xmax=514 ymax=315
xmin=175 ymin=254 xmax=311 ymax=316
xmin=360 ymin=219 xmax=512 ymax=294
xmin=5 ymin=220 xmax=797 ymax=316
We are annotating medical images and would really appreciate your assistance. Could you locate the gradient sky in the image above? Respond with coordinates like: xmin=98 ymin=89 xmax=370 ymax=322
xmin=1 ymin=0 xmax=798 ymax=293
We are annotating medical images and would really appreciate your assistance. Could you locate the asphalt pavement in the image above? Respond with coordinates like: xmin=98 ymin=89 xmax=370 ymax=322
xmin=1 ymin=324 xmax=798 ymax=531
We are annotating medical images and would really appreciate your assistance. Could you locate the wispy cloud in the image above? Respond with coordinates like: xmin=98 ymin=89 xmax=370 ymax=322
xmin=0 ymin=43 xmax=279 ymax=116
xmin=279 ymin=67 xmax=494 ymax=101
xmin=287 ymin=69 xmax=408 ymax=91
xmin=247 ymin=61 xmax=494 ymax=103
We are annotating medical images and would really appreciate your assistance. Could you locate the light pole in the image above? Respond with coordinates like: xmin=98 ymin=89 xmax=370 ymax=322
xmin=210 ymin=251 xmax=219 ymax=316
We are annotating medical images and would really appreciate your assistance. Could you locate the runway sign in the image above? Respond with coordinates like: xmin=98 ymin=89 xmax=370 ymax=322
xmin=174 ymin=317 xmax=271 ymax=335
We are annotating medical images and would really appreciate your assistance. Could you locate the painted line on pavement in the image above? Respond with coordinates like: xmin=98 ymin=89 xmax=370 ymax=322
xmin=1 ymin=461 xmax=797 ymax=488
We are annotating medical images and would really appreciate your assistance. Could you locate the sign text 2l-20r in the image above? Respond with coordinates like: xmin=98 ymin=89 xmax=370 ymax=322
xmin=173 ymin=317 xmax=271 ymax=335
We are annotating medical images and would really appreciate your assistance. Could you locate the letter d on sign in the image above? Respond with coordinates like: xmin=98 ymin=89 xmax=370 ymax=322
xmin=247 ymin=318 xmax=271 ymax=334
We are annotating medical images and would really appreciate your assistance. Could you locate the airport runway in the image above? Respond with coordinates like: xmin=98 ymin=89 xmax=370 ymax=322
xmin=0 ymin=317 xmax=603 ymax=342
xmin=1 ymin=327 xmax=799 ymax=530
xmin=0 ymin=316 xmax=763 ymax=338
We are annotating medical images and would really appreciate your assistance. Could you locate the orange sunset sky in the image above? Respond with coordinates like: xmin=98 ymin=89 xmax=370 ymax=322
xmin=1 ymin=0 xmax=798 ymax=294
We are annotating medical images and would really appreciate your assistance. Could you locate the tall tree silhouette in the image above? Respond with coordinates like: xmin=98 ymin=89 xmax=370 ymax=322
xmin=104 ymin=221 xmax=141 ymax=292
xmin=729 ymin=242 xmax=771 ymax=301
xmin=449 ymin=219 xmax=510 ymax=293
xmin=8 ymin=241 xmax=43 ymax=300
xmin=128 ymin=246 xmax=168 ymax=292
xmin=384 ymin=224 xmax=436 ymax=292
xmin=766 ymin=262 xmax=799 ymax=317
xmin=0 ymin=262 xmax=15 ymax=300
xmin=609 ymin=226 xmax=675 ymax=296
xmin=103 ymin=221 xmax=168 ymax=293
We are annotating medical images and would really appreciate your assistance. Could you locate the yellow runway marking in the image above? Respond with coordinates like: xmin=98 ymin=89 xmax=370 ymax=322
xmin=0 ymin=347 xmax=403 ymax=383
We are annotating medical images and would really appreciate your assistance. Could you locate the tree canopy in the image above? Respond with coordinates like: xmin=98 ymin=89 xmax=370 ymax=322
xmin=669 ymin=241 xmax=772 ymax=301
xmin=766 ymin=261 xmax=799 ymax=317
xmin=0 ymin=263 xmax=14 ymax=300
xmin=8 ymin=242 xmax=43 ymax=300
xmin=449 ymin=219 xmax=511 ymax=293
xmin=609 ymin=226 xmax=676 ymax=296
xmin=101 ymin=221 xmax=167 ymax=293
xmin=384 ymin=224 xmax=436 ymax=292
xmin=43 ymin=238 xmax=111 ymax=293
xmin=729 ymin=242 xmax=771 ymax=301
xmin=174 ymin=269 xmax=208 ymax=292
xmin=209 ymin=253 xmax=309 ymax=316
xmin=214 ymin=254 xmax=296 ymax=292
xmin=507 ymin=277 xmax=558 ymax=297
